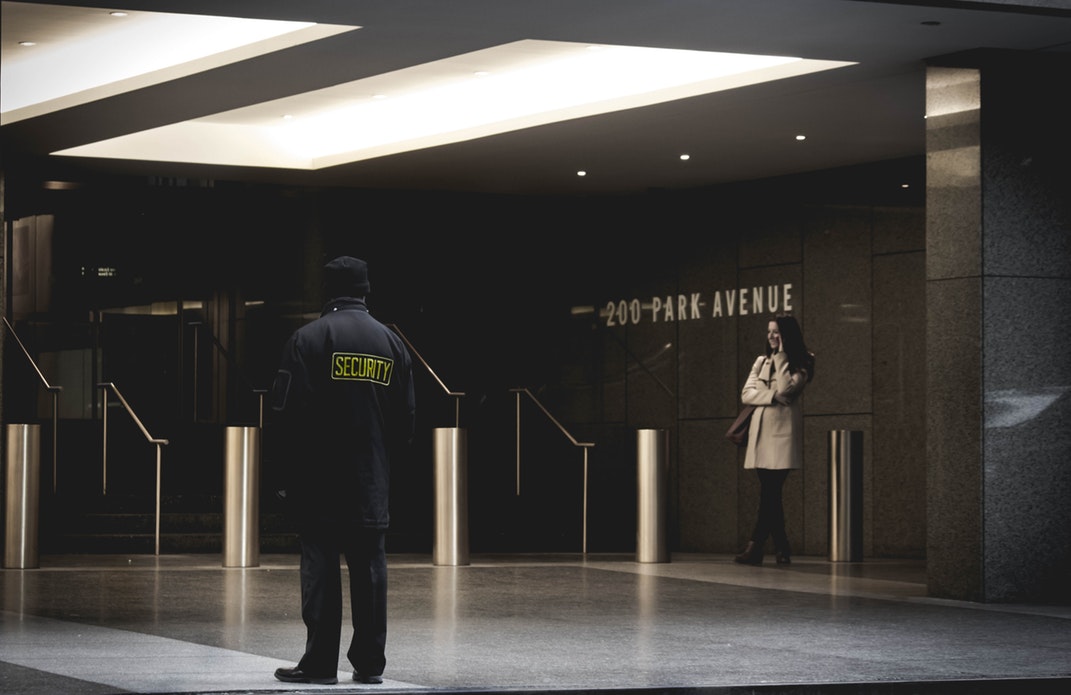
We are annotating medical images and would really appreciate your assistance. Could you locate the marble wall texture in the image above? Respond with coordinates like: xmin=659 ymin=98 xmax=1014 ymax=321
xmin=585 ymin=197 xmax=927 ymax=560
xmin=925 ymin=52 xmax=1071 ymax=602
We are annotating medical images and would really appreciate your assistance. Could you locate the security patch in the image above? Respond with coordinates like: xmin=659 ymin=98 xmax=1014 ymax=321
xmin=332 ymin=352 xmax=394 ymax=385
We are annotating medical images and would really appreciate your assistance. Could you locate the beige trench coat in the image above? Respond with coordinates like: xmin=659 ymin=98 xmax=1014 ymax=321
xmin=740 ymin=352 xmax=808 ymax=470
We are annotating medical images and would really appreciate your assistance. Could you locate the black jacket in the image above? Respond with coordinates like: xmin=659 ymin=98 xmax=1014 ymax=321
xmin=268 ymin=297 xmax=416 ymax=528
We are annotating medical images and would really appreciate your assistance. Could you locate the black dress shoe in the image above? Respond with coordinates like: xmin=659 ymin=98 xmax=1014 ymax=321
xmin=733 ymin=540 xmax=763 ymax=566
xmin=353 ymin=672 xmax=384 ymax=684
xmin=274 ymin=666 xmax=338 ymax=684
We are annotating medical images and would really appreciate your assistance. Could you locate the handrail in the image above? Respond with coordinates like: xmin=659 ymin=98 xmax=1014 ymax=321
xmin=388 ymin=324 xmax=465 ymax=428
xmin=510 ymin=387 xmax=595 ymax=554
xmin=187 ymin=321 xmax=268 ymax=427
xmin=604 ymin=328 xmax=675 ymax=397
xmin=2 ymin=316 xmax=63 ymax=493
xmin=97 ymin=382 xmax=169 ymax=555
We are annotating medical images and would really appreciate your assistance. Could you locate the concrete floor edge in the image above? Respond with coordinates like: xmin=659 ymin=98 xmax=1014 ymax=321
xmin=2 ymin=553 xmax=1069 ymax=695
xmin=146 ymin=676 xmax=1071 ymax=695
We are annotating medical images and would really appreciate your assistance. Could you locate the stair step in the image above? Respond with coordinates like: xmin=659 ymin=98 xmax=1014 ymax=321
xmin=39 ymin=491 xmax=427 ymax=555
xmin=40 ymin=491 xmax=300 ymax=554
xmin=43 ymin=531 xmax=300 ymax=554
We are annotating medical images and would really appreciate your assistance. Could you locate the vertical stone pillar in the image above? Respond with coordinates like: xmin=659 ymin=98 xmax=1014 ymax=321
xmin=925 ymin=51 xmax=1071 ymax=602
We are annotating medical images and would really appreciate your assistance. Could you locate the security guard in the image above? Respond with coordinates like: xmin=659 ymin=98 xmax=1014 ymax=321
xmin=270 ymin=256 xmax=416 ymax=686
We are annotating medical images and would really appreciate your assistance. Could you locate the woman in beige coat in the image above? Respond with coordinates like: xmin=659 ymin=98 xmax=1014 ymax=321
xmin=734 ymin=315 xmax=814 ymax=566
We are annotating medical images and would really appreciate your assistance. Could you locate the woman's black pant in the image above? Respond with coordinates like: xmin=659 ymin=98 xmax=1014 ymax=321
xmin=750 ymin=468 xmax=791 ymax=552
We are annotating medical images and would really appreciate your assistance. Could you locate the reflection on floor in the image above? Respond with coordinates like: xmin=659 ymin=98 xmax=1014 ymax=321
xmin=2 ymin=553 xmax=1069 ymax=695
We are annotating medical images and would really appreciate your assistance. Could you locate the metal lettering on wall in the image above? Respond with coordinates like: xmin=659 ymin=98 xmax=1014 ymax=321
xmin=603 ymin=283 xmax=794 ymax=326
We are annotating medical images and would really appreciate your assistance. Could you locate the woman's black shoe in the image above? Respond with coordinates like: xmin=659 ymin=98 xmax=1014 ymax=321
xmin=774 ymin=539 xmax=792 ymax=564
xmin=733 ymin=541 xmax=763 ymax=565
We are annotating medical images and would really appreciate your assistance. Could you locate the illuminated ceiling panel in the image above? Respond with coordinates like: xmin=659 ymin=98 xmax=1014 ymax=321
xmin=53 ymin=40 xmax=855 ymax=169
xmin=0 ymin=1 xmax=357 ymax=123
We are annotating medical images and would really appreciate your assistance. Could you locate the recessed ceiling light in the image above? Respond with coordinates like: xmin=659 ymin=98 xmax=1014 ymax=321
xmin=52 ymin=39 xmax=854 ymax=169
xmin=795 ymin=134 xmax=807 ymax=141
xmin=41 ymin=180 xmax=82 ymax=190
xmin=109 ymin=11 xmax=128 ymax=18
xmin=18 ymin=41 xmax=36 ymax=47
xmin=679 ymin=154 xmax=690 ymax=161
xmin=577 ymin=170 xmax=587 ymax=177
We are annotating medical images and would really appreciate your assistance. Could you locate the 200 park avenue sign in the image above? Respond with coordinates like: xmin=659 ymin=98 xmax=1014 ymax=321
xmin=603 ymin=282 xmax=794 ymax=326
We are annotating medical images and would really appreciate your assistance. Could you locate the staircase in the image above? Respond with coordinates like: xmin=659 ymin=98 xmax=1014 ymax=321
xmin=39 ymin=492 xmax=300 ymax=555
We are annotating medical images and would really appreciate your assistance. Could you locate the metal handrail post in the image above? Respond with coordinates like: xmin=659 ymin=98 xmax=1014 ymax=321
xmin=97 ymin=382 xmax=169 ymax=555
xmin=50 ymin=389 xmax=59 ymax=493
xmin=510 ymin=387 xmax=595 ymax=554
xmin=101 ymin=388 xmax=109 ymax=495
xmin=515 ymin=390 xmax=521 ymax=496
xmin=384 ymin=325 xmax=467 ymax=565
xmin=186 ymin=321 xmax=268 ymax=426
xmin=582 ymin=447 xmax=589 ymax=554
xmin=191 ymin=322 xmax=199 ymax=422
xmin=2 ymin=316 xmax=63 ymax=492
xmin=386 ymin=324 xmax=465 ymax=426
xmin=154 ymin=443 xmax=163 ymax=555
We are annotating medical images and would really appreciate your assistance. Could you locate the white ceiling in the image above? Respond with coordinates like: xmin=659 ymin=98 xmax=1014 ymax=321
xmin=2 ymin=0 xmax=1070 ymax=195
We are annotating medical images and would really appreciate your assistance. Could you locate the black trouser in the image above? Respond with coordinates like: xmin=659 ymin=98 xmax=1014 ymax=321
xmin=297 ymin=519 xmax=387 ymax=678
xmin=749 ymin=468 xmax=791 ymax=552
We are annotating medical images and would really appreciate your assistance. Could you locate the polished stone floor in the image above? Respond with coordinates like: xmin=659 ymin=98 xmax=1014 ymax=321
xmin=1 ymin=552 xmax=1069 ymax=695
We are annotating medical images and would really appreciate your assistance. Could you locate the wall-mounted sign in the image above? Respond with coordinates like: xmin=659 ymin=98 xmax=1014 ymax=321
xmin=603 ymin=283 xmax=794 ymax=327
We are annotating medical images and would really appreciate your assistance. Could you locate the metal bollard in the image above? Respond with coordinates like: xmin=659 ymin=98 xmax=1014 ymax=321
xmin=4 ymin=424 xmax=41 ymax=569
xmin=433 ymin=427 xmax=469 ymax=566
xmin=223 ymin=426 xmax=260 ymax=568
xmin=636 ymin=428 xmax=669 ymax=563
xmin=828 ymin=430 xmax=863 ymax=562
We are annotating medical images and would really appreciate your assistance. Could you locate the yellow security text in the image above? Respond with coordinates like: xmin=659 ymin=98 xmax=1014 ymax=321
xmin=332 ymin=353 xmax=394 ymax=385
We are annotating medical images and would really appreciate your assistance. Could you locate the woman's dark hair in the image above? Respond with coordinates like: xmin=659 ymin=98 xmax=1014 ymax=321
xmin=766 ymin=314 xmax=815 ymax=382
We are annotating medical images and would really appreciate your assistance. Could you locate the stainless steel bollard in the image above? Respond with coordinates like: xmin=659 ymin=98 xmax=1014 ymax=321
xmin=636 ymin=428 xmax=669 ymax=563
xmin=4 ymin=424 xmax=41 ymax=569
xmin=828 ymin=430 xmax=863 ymax=562
xmin=223 ymin=426 xmax=260 ymax=568
xmin=433 ymin=427 xmax=469 ymax=566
